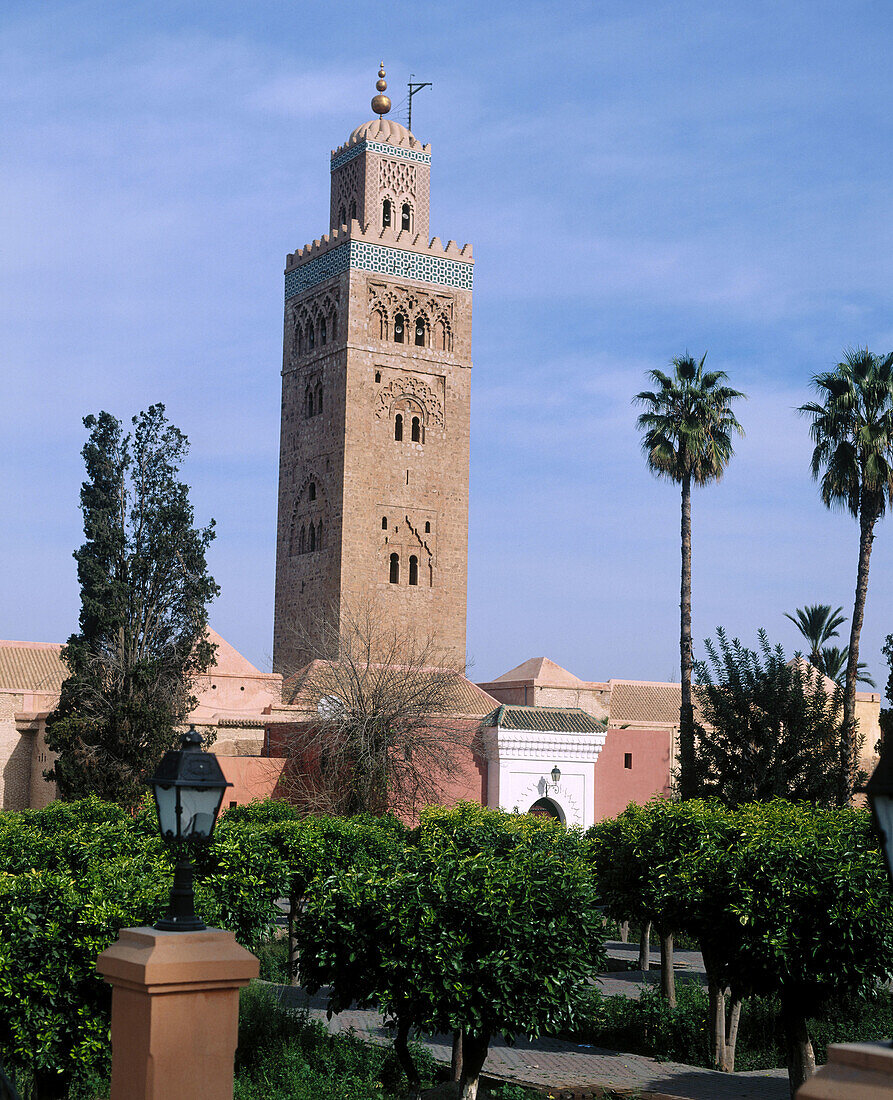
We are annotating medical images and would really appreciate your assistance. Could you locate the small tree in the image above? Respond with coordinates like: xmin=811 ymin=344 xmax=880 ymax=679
xmin=881 ymin=634 xmax=893 ymax=744
xmin=297 ymin=804 xmax=604 ymax=1100
xmin=277 ymin=601 xmax=478 ymax=817
xmin=46 ymin=406 xmax=218 ymax=806
xmin=692 ymin=628 xmax=847 ymax=807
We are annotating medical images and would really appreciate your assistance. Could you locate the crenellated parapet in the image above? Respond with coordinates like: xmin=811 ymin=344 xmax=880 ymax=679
xmin=285 ymin=219 xmax=473 ymax=300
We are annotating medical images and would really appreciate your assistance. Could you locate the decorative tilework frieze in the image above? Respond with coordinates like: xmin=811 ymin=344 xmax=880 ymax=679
xmin=286 ymin=241 xmax=473 ymax=300
xmin=331 ymin=141 xmax=432 ymax=171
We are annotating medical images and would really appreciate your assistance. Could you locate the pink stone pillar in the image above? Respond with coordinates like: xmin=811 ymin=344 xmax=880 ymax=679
xmin=97 ymin=927 xmax=259 ymax=1100
xmin=797 ymin=1042 xmax=893 ymax=1098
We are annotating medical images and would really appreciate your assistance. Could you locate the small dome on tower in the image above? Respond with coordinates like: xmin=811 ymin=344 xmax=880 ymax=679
xmin=347 ymin=117 xmax=422 ymax=150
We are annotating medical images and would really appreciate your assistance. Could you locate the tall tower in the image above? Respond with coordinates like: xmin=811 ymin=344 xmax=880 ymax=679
xmin=273 ymin=68 xmax=474 ymax=672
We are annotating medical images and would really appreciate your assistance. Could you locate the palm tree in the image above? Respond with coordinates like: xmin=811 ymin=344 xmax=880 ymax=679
xmin=784 ymin=603 xmax=845 ymax=665
xmin=635 ymin=353 xmax=745 ymax=799
xmin=800 ymin=347 xmax=893 ymax=803
xmin=816 ymin=645 xmax=876 ymax=689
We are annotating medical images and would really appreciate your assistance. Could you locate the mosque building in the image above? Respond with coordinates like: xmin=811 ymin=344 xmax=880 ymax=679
xmin=0 ymin=70 xmax=880 ymax=825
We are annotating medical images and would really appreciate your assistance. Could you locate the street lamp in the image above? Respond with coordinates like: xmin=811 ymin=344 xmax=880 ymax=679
xmin=148 ymin=727 xmax=231 ymax=931
xmin=550 ymin=765 xmax=561 ymax=787
xmin=865 ymin=744 xmax=893 ymax=891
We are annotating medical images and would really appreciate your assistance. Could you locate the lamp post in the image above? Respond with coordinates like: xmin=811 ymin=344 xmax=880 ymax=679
xmin=148 ymin=727 xmax=231 ymax=932
xmin=550 ymin=765 xmax=561 ymax=787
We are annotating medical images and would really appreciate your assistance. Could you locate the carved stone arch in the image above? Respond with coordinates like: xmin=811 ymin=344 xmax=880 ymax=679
xmin=370 ymin=306 xmax=387 ymax=341
xmin=412 ymin=310 xmax=430 ymax=348
xmin=433 ymin=315 xmax=453 ymax=352
xmin=374 ymin=377 xmax=445 ymax=429
xmin=380 ymin=191 xmax=397 ymax=229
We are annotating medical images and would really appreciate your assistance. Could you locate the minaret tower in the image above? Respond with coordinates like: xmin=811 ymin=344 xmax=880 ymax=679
xmin=273 ymin=67 xmax=474 ymax=671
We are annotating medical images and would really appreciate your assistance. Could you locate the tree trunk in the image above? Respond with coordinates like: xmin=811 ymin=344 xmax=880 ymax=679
xmin=679 ymin=473 xmax=695 ymax=799
xmin=619 ymin=919 xmax=629 ymax=943
xmin=781 ymin=1002 xmax=815 ymax=1097
xmin=721 ymin=995 xmax=743 ymax=1073
xmin=659 ymin=928 xmax=676 ymax=1007
xmin=394 ymin=1018 xmax=421 ymax=1100
xmin=459 ymin=1031 xmax=490 ymax=1100
xmin=840 ymin=500 xmax=878 ymax=804
xmin=450 ymin=1029 xmax=464 ymax=1081
xmin=638 ymin=920 xmax=652 ymax=971
xmin=288 ymin=892 xmax=299 ymax=986
xmin=707 ymin=977 xmax=726 ymax=1069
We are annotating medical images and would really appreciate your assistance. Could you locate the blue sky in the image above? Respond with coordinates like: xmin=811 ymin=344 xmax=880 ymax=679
xmin=2 ymin=1 xmax=892 ymax=686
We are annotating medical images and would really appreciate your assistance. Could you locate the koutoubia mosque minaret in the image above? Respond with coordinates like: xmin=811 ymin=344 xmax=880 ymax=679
xmin=273 ymin=67 xmax=474 ymax=672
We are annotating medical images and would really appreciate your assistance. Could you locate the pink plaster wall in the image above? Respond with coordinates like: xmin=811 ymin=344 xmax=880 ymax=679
xmin=217 ymin=756 xmax=286 ymax=810
xmin=594 ymin=727 xmax=672 ymax=821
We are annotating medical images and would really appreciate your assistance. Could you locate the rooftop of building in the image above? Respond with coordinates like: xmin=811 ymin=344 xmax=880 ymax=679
xmin=341 ymin=117 xmax=426 ymax=152
xmin=482 ymin=704 xmax=608 ymax=734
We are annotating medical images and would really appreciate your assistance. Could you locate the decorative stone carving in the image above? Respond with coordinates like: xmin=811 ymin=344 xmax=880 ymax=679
xmin=374 ymin=376 xmax=444 ymax=428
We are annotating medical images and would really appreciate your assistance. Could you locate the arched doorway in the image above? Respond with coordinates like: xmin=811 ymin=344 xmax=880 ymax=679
xmin=528 ymin=797 xmax=565 ymax=823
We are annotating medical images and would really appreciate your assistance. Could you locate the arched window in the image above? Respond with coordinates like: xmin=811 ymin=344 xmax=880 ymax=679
xmin=401 ymin=203 xmax=412 ymax=231
xmin=424 ymin=521 xmax=430 ymax=533
xmin=308 ymin=481 xmax=316 ymax=502
xmin=306 ymin=388 xmax=314 ymax=418
xmin=393 ymin=313 xmax=405 ymax=343
xmin=414 ymin=317 xmax=426 ymax=346
xmin=294 ymin=324 xmax=303 ymax=357
xmin=382 ymin=516 xmax=388 ymax=529
xmin=319 ymin=317 xmax=327 ymax=345
xmin=338 ymin=205 xmax=346 ymax=226
xmin=316 ymin=520 xmax=323 ymax=550
xmin=382 ymin=199 xmax=392 ymax=228
xmin=389 ymin=552 xmax=399 ymax=584
xmin=375 ymin=370 xmax=381 ymax=383
xmin=308 ymin=324 xmax=315 ymax=350
xmin=299 ymin=525 xmax=306 ymax=554
xmin=316 ymin=385 xmax=323 ymax=414
xmin=349 ymin=199 xmax=357 ymax=221
xmin=409 ymin=555 xmax=419 ymax=586
xmin=309 ymin=524 xmax=316 ymax=551
xmin=372 ymin=310 xmax=385 ymax=340
xmin=411 ymin=416 xmax=422 ymax=443
xmin=330 ymin=312 xmax=337 ymax=340
xmin=394 ymin=413 xmax=403 ymax=441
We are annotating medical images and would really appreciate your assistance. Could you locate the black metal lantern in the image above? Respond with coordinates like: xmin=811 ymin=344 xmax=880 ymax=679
xmin=865 ymin=744 xmax=893 ymax=891
xmin=148 ymin=727 xmax=231 ymax=931
xmin=550 ymin=765 xmax=561 ymax=786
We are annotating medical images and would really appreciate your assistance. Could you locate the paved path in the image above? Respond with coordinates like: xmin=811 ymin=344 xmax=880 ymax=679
xmin=598 ymin=940 xmax=707 ymax=1001
xmin=269 ymin=983 xmax=790 ymax=1100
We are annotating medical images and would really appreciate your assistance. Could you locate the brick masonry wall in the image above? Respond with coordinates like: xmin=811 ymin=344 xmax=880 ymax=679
xmin=0 ymin=692 xmax=31 ymax=810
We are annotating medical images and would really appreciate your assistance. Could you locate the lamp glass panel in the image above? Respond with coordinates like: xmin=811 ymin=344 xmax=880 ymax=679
xmin=874 ymin=793 xmax=893 ymax=879
xmin=178 ymin=786 xmax=224 ymax=839
xmin=154 ymin=784 xmax=179 ymax=839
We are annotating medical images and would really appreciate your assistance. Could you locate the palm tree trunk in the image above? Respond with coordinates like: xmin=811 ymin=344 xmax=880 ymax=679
xmin=679 ymin=473 xmax=695 ymax=799
xmin=840 ymin=498 xmax=878 ymax=804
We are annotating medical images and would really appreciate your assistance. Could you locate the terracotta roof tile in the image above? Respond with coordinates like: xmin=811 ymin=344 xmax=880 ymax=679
xmin=609 ymin=680 xmax=682 ymax=725
xmin=0 ymin=641 xmax=67 ymax=693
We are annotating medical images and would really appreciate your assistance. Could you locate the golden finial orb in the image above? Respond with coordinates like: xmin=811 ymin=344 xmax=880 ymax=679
xmin=371 ymin=62 xmax=391 ymax=117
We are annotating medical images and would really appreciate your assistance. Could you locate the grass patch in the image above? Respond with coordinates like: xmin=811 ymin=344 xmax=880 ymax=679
xmin=235 ymin=982 xmax=436 ymax=1099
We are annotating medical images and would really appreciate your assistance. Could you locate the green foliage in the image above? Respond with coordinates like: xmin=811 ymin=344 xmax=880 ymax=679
xmin=46 ymin=405 xmax=219 ymax=807
xmin=234 ymin=983 xmax=434 ymax=1100
xmin=0 ymin=798 xmax=170 ymax=1095
xmin=634 ymin=354 xmax=746 ymax=488
xmin=589 ymin=797 xmax=893 ymax=1086
xmin=577 ymin=984 xmax=893 ymax=1073
xmin=297 ymin=803 xmax=604 ymax=1083
xmin=692 ymin=628 xmax=845 ymax=806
